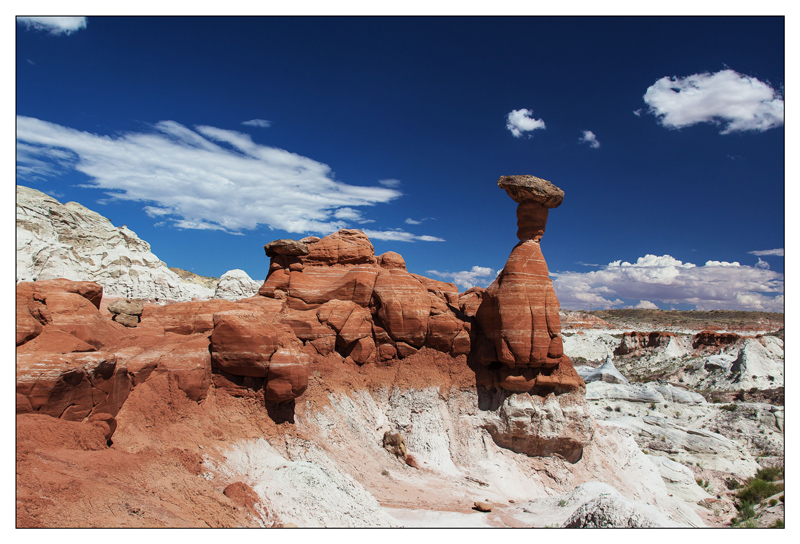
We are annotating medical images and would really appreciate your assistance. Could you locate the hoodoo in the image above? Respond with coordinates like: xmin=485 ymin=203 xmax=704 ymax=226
xmin=469 ymin=175 xmax=593 ymax=462
xmin=474 ymin=175 xmax=584 ymax=394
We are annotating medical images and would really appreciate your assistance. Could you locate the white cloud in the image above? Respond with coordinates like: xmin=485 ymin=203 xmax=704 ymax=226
xmin=578 ymin=130 xmax=600 ymax=148
xmin=749 ymin=248 xmax=784 ymax=257
xmin=361 ymin=229 xmax=444 ymax=243
xmin=18 ymin=17 xmax=87 ymax=35
xmin=16 ymin=116 xmax=410 ymax=236
xmin=643 ymin=69 xmax=784 ymax=134
xmin=428 ymin=266 xmax=497 ymax=290
xmin=552 ymin=254 xmax=783 ymax=312
xmin=635 ymin=300 xmax=659 ymax=310
xmin=378 ymin=179 xmax=402 ymax=188
xmin=242 ymin=119 xmax=272 ymax=128
xmin=405 ymin=218 xmax=422 ymax=225
xmin=506 ymin=108 xmax=546 ymax=138
xmin=633 ymin=109 xmax=642 ymax=117
xmin=755 ymin=258 xmax=770 ymax=270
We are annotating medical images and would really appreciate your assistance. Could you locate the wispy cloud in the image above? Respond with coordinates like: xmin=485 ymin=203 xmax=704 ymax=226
xmin=362 ymin=229 xmax=444 ymax=243
xmin=16 ymin=116 xmax=443 ymax=239
xmin=633 ymin=109 xmax=642 ymax=117
xmin=242 ymin=119 xmax=272 ymax=128
xmin=643 ymin=69 xmax=784 ymax=134
xmin=578 ymin=130 xmax=600 ymax=148
xmin=428 ymin=266 xmax=497 ymax=290
xmin=18 ymin=17 xmax=87 ymax=35
xmin=505 ymin=108 xmax=546 ymax=138
xmin=378 ymin=179 xmax=402 ymax=188
xmin=552 ymin=254 xmax=784 ymax=312
xmin=748 ymin=248 xmax=784 ymax=257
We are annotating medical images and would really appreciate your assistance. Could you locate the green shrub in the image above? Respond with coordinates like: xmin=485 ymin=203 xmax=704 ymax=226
xmin=769 ymin=499 xmax=778 ymax=507
xmin=780 ymin=495 xmax=784 ymax=503
xmin=737 ymin=479 xmax=780 ymax=504
xmin=737 ymin=500 xmax=756 ymax=521
xmin=770 ymin=519 xmax=784 ymax=528
xmin=755 ymin=466 xmax=783 ymax=482
xmin=726 ymin=478 xmax=742 ymax=490
xmin=721 ymin=404 xmax=738 ymax=412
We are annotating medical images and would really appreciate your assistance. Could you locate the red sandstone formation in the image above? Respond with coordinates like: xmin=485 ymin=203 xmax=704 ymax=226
xmin=693 ymin=330 xmax=741 ymax=350
xmin=616 ymin=331 xmax=678 ymax=356
xmin=473 ymin=176 xmax=584 ymax=393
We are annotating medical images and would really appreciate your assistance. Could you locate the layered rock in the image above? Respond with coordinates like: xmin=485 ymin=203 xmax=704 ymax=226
xmin=473 ymin=176 xmax=583 ymax=393
xmin=469 ymin=175 xmax=592 ymax=461
xmin=257 ymin=229 xmax=469 ymax=363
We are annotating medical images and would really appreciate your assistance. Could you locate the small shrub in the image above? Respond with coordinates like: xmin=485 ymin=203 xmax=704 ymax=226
xmin=649 ymin=403 xmax=656 ymax=410
xmin=779 ymin=495 xmax=784 ymax=503
xmin=755 ymin=466 xmax=783 ymax=482
xmin=737 ymin=479 xmax=780 ymax=504
xmin=381 ymin=469 xmax=390 ymax=477
xmin=721 ymin=404 xmax=738 ymax=412
xmin=770 ymin=519 xmax=784 ymax=528
xmin=605 ymin=406 xmax=613 ymax=412
xmin=769 ymin=499 xmax=778 ymax=507
xmin=558 ymin=499 xmax=567 ymax=507
xmin=726 ymin=478 xmax=742 ymax=490
xmin=614 ymin=406 xmax=621 ymax=412
xmin=737 ymin=500 xmax=756 ymax=521
xmin=675 ymin=411 xmax=682 ymax=417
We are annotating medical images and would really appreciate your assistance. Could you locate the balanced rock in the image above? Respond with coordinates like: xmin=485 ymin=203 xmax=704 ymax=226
xmin=474 ymin=176 xmax=583 ymax=394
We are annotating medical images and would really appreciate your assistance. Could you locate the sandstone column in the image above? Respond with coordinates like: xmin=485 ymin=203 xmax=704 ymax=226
xmin=474 ymin=175 xmax=584 ymax=393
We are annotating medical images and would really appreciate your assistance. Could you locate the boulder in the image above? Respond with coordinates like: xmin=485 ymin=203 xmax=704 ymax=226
xmin=108 ymin=298 xmax=144 ymax=327
xmin=264 ymin=239 xmax=310 ymax=257
xmin=497 ymin=174 xmax=565 ymax=208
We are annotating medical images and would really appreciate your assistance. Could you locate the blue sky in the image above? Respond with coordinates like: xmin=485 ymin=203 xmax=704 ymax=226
xmin=15 ymin=15 xmax=786 ymax=311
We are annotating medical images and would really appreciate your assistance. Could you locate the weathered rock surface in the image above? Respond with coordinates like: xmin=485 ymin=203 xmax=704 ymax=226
xmin=577 ymin=356 xmax=629 ymax=385
xmin=214 ymin=269 xmax=260 ymax=301
xmin=16 ymin=185 xmax=215 ymax=301
xmin=473 ymin=176 xmax=583 ymax=395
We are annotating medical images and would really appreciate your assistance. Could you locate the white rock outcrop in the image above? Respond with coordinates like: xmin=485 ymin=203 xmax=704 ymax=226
xmin=214 ymin=269 xmax=260 ymax=301
xmin=17 ymin=185 xmax=215 ymax=301
xmin=577 ymin=356 xmax=629 ymax=384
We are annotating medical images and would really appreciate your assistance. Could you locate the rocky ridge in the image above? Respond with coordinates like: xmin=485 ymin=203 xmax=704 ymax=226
xmin=16 ymin=176 xmax=782 ymax=528
xmin=16 ymin=186 xmax=259 ymax=302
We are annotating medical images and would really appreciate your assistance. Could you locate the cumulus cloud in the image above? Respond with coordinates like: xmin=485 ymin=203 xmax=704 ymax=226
xmin=635 ymin=300 xmax=659 ymax=310
xmin=428 ymin=266 xmax=497 ymax=290
xmin=578 ymin=130 xmax=600 ymax=148
xmin=506 ymin=108 xmax=546 ymax=138
xmin=242 ymin=119 xmax=272 ymax=128
xmin=18 ymin=17 xmax=87 ymax=35
xmin=643 ymin=69 xmax=784 ymax=134
xmin=748 ymin=248 xmax=784 ymax=257
xmin=552 ymin=254 xmax=783 ymax=312
xmin=754 ymin=258 xmax=770 ymax=270
xmin=15 ymin=116 xmax=442 ymax=242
